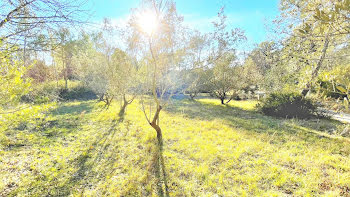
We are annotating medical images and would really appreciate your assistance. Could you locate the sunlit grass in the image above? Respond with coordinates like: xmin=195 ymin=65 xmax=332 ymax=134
xmin=200 ymin=98 xmax=259 ymax=111
xmin=0 ymin=98 xmax=349 ymax=196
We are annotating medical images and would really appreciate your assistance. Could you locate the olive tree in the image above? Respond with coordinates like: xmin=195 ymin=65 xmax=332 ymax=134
xmin=128 ymin=0 xmax=186 ymax=145
xmin=181 ymin=31 xmax=210 ymax=100
xmin=277 ymin=0 xmax=350 ymax=96
xmin=207 ymin=52 xmax=239 ymax=104
xmin=206 ymin=7 xmax=246 ymax=104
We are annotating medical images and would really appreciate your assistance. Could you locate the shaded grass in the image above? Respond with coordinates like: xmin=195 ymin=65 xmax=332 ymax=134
xmin=50 ymin=102 xmax=93 ymax=115
xmin=0 ymin=98 xmax=349 ymax=196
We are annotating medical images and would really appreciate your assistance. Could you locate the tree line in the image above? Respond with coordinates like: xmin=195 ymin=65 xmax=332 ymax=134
xmin=1 ymin=0 xmax=349 ymax=146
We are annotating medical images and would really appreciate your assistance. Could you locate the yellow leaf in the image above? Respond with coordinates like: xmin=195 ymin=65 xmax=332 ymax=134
xmin=336 ymin=86 xmax=347 ymax=94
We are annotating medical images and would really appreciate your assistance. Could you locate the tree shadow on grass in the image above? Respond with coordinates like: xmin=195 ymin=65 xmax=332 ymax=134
xmin=51 ymin=106 xmax=145 ymax=196
xmin=117 ymin=106 xmax=126 ymax=123
xmin=50 ymin=118 xmax=121 ymax=196
xmin=50 ymin=102 xmax=94 ymax=116
xmin=165 ymin=99 xmax=349 ymax=145
xmin=139 ymin=138 xmax=169 ymax=197
xmin=29 ymin=101 xmax=95 ymax=141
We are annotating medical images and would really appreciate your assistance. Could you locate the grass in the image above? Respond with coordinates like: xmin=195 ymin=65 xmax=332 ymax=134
xmin=0 ymin=98 xmax=349 ymax=196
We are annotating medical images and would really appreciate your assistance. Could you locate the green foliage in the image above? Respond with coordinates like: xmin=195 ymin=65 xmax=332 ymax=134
xmin=21 ymin=80 xmax=97 ymax=104
xmin=317 ymin=80 xmax=347 ymax=99
xmin=59 ymin=84 xmax=97 ymax=101
xmin=317 ymin=64 xmax=350 ymax=111
xmin=0 ymin=41 xmax=31 ymax=108
xmin=257 ymin=93 xmax=322 ymax=119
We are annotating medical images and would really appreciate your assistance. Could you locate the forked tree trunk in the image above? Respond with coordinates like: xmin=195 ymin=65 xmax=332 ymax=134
xmin=104 ymin=94 xmax=113 ymax=109
xmin=220 ymin=97 xmax=225 ymax=105
xmin=119 ymin=94 xmax=135 ymax=114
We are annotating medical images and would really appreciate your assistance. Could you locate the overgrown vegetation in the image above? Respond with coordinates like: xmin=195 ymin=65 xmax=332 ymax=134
xmin=257 ymin=93 xmax=323 ymax=119
xmin=21 ymin=81 xmax=97 ymax=104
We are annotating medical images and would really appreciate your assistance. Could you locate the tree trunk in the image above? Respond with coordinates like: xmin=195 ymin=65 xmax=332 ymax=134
xmin=64 ymin=77 xmax=68 ymax=90
xmin=104 ymin=94 xmax=113 ymax=109
xmin=301 ymin=36 xmax=329 ymax=97
xmin=150 ymin=105 xmax=163 ymax=146
xmin=151 ymin=124 xmax=163 ymax=146
xmin=120 ymin=103 xmax=127 ymax=114
xmin=220 ymin=97 xmax=225 ymax=104
xmin=119 ymin=94 xmax=135 ymax=114
xmin=99 ymin=93 xmax=105 ymax=101
xmin=189 ymin=93 xmax=196 ymax=100
xmin=119 ymin=97 xmax=128 ymax=115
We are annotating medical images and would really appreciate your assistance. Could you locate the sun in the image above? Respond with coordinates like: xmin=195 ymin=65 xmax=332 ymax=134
xmin=138 ymin=10 xmax=158 ymax=35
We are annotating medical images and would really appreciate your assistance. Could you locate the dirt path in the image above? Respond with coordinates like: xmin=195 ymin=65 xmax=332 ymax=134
xmin=326 ymin=110 xmax=350 ymax=124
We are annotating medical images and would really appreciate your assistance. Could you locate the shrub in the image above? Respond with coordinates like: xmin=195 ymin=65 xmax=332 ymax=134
xmin=257 ymin=92 xmax=322 ymax=119
xmin=59 ymin=85 xmax=97 ymax=101
xmin=21 ymin=80 xmax=97 ymax=104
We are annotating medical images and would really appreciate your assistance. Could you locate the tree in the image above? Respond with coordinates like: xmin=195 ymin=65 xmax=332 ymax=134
xmin=208 ymin=7 xmax=246 ymax=65
xmin=26 ymin=59 xmax=51 ymax=83
xmin=71 ymin=28 xmax=139 ymax=113
xmin=206 ymin=7 xmax=246 ymax=104
xmin=70 ymin=32 xmax=107 ymax=101
xmin=127 ymin=2 xmax=187 ymax=195
xmin=0 ymin=40 xmax=31 ymax=108
xmin=52 ymin=28 xmax=76 ymax=90
xmin=243 ymin=41 xmax=285 ymax=92
xmin=128 ymin=0 xmax=186 ymax=146
xmin=0 ymin=0 xmax=88 ymax=49
xmin=111 ymin=48 xmax=139 ymax=114
xmin=95 ymin=22 xmax=139 ymax=110
xmin=182 ymin=31 xmax=209 ymax=100
xmin=182 ymin=68 xmax=209 ymax=100
xmin=277 ymin=0 xmax=350 ymax=96
xmin=208 ymin=52 xmax=238 ymax=104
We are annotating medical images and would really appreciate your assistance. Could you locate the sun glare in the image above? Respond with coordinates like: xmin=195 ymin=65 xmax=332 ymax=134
xmin=138 ymin=11 xmax=158 ymax=35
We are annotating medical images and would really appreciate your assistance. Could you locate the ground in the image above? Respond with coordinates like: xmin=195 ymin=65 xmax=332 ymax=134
xmin=0 ymin=99 xmax=349 ymax=196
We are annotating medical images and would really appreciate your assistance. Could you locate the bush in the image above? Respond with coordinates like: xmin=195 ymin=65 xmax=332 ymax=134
xmin=59 ymin=85 xmax=97 ymax=101
xmin=21 ymin=80 xmax=97 ymax=104
xmin=257 ymin=92 xmax=322 ymax=119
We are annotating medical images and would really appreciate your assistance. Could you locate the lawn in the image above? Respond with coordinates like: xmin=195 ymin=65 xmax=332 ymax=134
xmin=0 ymin=99 xmax=349 ymax=196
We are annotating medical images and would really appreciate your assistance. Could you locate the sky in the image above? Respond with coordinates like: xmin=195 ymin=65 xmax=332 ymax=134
xmin=87 ymin=0 xmax=280 ymax=49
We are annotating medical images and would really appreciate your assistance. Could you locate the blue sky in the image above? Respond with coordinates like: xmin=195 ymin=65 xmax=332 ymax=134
xmin=88 ymin=0 xmax=280 ymax=48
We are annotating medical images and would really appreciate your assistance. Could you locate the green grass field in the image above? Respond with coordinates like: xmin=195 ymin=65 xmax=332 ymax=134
xmin=1 ymin=99 xmax=349 ymax=196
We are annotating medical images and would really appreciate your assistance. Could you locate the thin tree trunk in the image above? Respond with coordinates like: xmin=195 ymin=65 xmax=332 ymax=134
xmin=302 ymin=36 xmax=329 ymax=96
xmin=99 ymin=93 xmax=105 ymax=101
xmin=23 ymin=35 xmax=27 ymax=66
xmin=65 ymin=77 xmax=68 ymax=90
xmin=226 ymin=94 xmax=235 ymax=104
